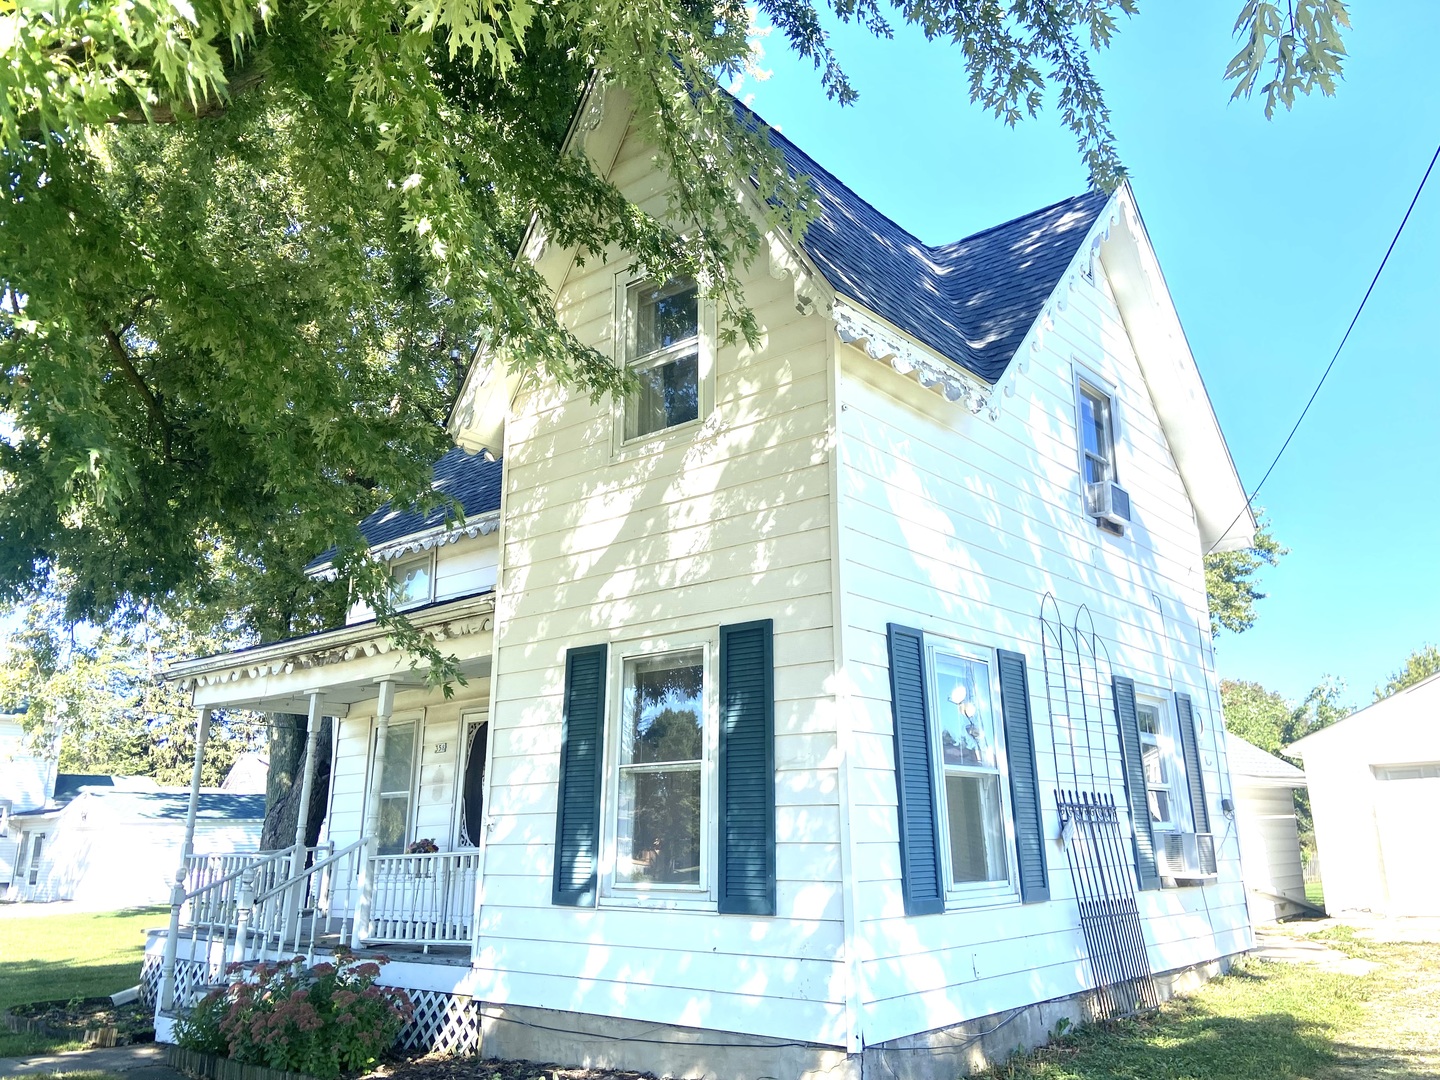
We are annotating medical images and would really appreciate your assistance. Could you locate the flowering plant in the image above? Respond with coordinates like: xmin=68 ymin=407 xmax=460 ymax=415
xmin=176 ymin=949 xmax=411 ymax=1079
xmin=404 ymin=838 xmax=439 ymax=854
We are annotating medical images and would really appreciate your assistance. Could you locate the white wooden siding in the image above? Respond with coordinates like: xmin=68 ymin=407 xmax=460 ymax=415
xmin=475 ymin=111 xmax=847 ymax=1046
xmin=835 ymin=264 xmax=1249 ymax=1044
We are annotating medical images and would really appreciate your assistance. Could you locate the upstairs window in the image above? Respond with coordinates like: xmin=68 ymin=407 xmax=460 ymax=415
xmin=1077 ymin=377 xmax=1116 ymax=487
xmin=623 ymin=277 xmax=703 ymax=442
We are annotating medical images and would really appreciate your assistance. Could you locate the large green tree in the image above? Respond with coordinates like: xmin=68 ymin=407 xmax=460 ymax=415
xmin=1 ymin=2 xmax=1351 ymax=637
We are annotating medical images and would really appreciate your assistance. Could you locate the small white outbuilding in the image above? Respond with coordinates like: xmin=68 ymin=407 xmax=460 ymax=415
xmin=1225 ymin=734 xmax=1310 ymax=922
xmin=1287 ymin=672 xmax=1440 ymax=917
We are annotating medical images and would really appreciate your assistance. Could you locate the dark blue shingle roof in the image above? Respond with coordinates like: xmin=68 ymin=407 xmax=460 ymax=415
xmin=309 ymin=448 xmax=503 ymax=567
xmin=355 ymin=447 xmax=503 ymax=550
xmin=766 ymin=124 xmax=1108 ymax=384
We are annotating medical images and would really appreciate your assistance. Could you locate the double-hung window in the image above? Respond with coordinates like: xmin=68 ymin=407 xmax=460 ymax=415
xmin=374 ymin=719 xmax=417 ymax=855
xmin=621 ymin=277 xmax=707 ymax=443
xmin=1076 ymin=376 xmax=1116 ymax=487
xmin=928 ymin=644 xmax=1014 ymax=895
xmin=613 ymin=646 xmax=708 ymax=890
xmin=887 ymin=626 xmax=1050 ymax=913
xmin=1136 ymin=699 xmax=1177 ymax=830
xmin=552 ymin=622 xmax=776 ymax=914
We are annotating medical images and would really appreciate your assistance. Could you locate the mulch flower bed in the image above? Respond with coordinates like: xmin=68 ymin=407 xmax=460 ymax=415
xmin=368 ymin=1052 xmax=663 ymax=1080
xmin=4 ymin=996 xmax=155 ymax=1046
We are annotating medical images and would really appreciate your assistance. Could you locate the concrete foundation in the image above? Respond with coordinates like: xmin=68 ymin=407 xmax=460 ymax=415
xmin=475 ymin=954 xmax=1241 ymax=1080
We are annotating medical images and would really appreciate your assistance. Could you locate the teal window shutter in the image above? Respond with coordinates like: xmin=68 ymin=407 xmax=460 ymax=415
xmin=553 ymin=644 xmax=606 ymax=907
xmin=718 ymin=620 xmax=776 ymax=915
xmin=1175 ymin=693 xmax=1211 ymax=833
xmin=1112 ymin=676 xmax=1161 ymax=891
xmin=887 ymin=624 xmax=944 ymax=915
xmin=997 ymin=650 xmax=1049 ymax=903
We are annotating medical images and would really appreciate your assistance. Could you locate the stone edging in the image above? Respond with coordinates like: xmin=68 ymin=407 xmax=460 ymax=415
xmin=166 ymin=1044 xmax=323 ymax=1080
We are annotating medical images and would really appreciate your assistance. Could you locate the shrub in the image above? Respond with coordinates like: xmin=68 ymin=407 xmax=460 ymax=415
xmin=176 ymin=951 xmax=412 ymax=1079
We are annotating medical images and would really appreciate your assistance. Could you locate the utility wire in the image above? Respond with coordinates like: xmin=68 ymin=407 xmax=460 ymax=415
xmin=1208 ymin=139 xmax=1440 ymax=555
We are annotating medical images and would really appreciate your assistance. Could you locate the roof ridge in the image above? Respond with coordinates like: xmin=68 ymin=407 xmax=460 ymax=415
xmin=930 ymin=189 xmax=1104 ymax=252
xmin=735 ymin=99 xmax=934 ymax=252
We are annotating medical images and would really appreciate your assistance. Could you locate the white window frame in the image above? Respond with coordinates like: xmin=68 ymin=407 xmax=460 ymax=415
xmin=388 ymin=551 xmax=436 ymax=610
xmin=1073 ymin=364 xmax=1120 ymax=507
xmin=26 ymin=832 xmax=43 ymax=887
xmin=598 ymin=632 xmax=719 ymax=910
xmin=1135 ymin=687 xmax=1192 ymax=835
xmin=612 ymin=272 xmax=716 ymax=453
xmin=923 ymin=635 xmax=1020 ymax=907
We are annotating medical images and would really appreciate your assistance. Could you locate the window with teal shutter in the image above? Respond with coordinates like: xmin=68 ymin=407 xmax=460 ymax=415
xmin=1175 ymin=693 xmax=1211 ymax=833
xmin=553 ymin=644 xmax=607 ymax=907
xmin=718 ymin=620 xmax=775 ymax=915
xmin=1113 ymin=675 xmax=1161 ymax=890
xmin=887 ymin=624 xmax=945 ymax=915
xmin=997 ymin=650 xmax=1048 ymax=903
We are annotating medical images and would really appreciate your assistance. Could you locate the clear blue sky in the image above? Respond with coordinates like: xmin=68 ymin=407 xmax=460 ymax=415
xmin=745 ymin=2 xmax=1440 ymax=708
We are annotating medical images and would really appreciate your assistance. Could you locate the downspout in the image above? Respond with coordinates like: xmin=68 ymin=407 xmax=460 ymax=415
xmin=159 ymin=706 xmax=213 ymax=1013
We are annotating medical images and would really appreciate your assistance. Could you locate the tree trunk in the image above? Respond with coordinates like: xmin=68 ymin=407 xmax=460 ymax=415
xmin=259 ymin=712 xmax=333 ymax=850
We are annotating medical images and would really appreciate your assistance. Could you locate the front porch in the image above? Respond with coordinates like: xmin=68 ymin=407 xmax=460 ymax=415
xmin=155 ymin=593 xmax=496 ymax=1019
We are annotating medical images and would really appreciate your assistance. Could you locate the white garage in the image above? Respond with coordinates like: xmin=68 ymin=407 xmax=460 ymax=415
xmin=1288 ymin=672 xmax=1440 ymax=916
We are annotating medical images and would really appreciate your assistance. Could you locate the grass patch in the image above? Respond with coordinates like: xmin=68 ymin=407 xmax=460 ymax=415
xmin=0 ymin=907 xmax=165 ymax=1058
xmin=1305 ymin=881 xmax=1325 ymax=908
xmin=984 ymin=935 xmax=1440 ymax=1079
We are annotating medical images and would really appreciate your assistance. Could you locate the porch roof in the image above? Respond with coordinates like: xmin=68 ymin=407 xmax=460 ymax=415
xmin=166 ymin=591 xmax=495 ymax=714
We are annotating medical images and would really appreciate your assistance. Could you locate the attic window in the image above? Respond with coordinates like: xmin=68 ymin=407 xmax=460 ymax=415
xmin=621 ymin=277 xmax=709 ymax=443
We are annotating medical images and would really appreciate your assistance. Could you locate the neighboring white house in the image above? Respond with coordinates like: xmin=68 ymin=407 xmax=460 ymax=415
xmin=9 ymin=788 xmax=265 ymax=906
xmin=1225 ymin=733 xmax=1310 ymax=923
xmin=1288 ymin=672 xmax=1440 ymax=917
xmin=153 ymin=85 xmax=1257 ymax=1080
xmin=0 ymin=710 xmax=54 ymax=889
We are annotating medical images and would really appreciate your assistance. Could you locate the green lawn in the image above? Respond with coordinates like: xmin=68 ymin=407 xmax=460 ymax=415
xmin=0 ymin=907 xmax=166 ymax=1058
xmin=984 ymin=932 xmax=1439 ymax=1079
xmin=1305 ymin=880 xmax=1325 ymax=908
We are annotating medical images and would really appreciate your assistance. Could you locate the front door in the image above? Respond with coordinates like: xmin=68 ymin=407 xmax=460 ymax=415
xmin=457 ymin=713 xmax=488 ymax=849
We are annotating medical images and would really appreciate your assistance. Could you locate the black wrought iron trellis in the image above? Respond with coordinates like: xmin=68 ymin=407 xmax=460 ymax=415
xmin=1041 ymin=593 xmax=1158 ymax=1018
xmin=1055 ymin=789 xmax=1159 ymax=1016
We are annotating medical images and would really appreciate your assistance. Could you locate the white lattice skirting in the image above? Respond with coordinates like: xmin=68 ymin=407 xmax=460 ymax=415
xmin=142 ymin=952 xmax=483 ymax=1056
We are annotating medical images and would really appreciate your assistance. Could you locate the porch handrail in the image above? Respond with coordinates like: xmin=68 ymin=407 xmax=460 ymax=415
xmin=361 ymin=849 xmax=479 ymax=948
xmin=181 ymin=845 xmax=313 ymax=930
xmin=240 ymin=838 xmax=366 ymax=967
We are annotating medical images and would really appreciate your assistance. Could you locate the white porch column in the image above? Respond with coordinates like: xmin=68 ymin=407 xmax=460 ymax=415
xmin=283 ymin=691 xmax=326 ymax=941
xmin=159 ymin=706 xmax=213 ymax=1014
xmin=351 ymin=678 xmax=397 ymax=949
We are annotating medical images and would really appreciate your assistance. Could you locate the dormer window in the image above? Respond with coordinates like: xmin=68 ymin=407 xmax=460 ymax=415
xmin=621 ymin=276 xmax=708 ymax=443
xmin=389 ymin=552 xmax=434 ymax=609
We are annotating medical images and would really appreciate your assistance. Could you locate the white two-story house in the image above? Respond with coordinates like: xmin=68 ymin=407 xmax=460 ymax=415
xmin=152 ymin=82 xmax=1256 ymax=1080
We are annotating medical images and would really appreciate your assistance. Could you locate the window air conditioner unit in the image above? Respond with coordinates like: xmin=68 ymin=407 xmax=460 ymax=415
xmin=1155 ymin=830 xmax=1217 ymax=880
xmin=1085 ymin=481 xmax=1131 ymax=525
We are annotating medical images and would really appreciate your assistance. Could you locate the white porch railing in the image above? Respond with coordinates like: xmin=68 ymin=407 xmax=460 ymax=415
xmin=361 ymin=851 xmax=479 ymax=947
xmin=171 ymin=842 xmax=477 ymax=995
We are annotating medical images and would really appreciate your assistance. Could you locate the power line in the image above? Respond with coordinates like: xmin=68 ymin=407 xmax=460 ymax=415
xmin=1208 ymin=138 xmax=1440 ymax=555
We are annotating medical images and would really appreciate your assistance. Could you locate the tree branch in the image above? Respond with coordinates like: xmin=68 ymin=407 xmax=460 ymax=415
xmin=100 ymin=319 xmax=171 ymax=454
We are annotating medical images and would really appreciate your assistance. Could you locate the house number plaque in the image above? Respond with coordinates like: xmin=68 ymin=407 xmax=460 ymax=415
xmin=434 ymin=742 xmax=448 ymax=754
